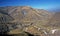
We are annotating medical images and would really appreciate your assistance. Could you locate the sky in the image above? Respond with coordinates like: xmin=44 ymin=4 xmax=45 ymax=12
xmin=0 ymin=0 xmax=60 ymax=10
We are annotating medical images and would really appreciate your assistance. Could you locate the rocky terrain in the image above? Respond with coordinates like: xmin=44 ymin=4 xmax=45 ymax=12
xmin=0 ymin=6 xmax=60 ymax=36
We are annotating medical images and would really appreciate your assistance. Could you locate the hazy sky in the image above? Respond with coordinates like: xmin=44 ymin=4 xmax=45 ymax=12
xmin=0 ymin=0 xmax=60 ymax=10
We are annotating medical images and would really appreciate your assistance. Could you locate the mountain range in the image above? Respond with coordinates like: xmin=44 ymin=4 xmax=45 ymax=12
xmin=0 ymin=6 xmax=60 ymax=36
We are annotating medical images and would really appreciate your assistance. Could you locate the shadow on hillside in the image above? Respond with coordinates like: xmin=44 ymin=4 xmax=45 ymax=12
xmin=0 ymin=32 xmax=12 ymax=36
xmin=0 ymin=31 xmax=35 ymax=36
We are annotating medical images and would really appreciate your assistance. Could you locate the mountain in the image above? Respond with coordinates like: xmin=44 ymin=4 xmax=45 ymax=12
xmin=0 ymin=6 xmax=60 ymax=36
xmin=0 ymin=6 xmax=53 ymax=23
xmin=48 ymin=7 xmax=60 ymax=12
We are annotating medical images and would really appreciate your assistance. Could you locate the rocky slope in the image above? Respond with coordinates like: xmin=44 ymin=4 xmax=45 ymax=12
xmin=46 ymin=12 xmax=60 ymax=28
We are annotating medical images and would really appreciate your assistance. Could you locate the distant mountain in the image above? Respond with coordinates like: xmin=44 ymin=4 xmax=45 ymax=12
xmin=48 ymin=7 xmax=60 ymax=12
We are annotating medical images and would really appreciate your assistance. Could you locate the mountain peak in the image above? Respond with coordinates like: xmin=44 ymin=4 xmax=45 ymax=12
xmin=21 ymin=6 xmax=31 ymax=9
